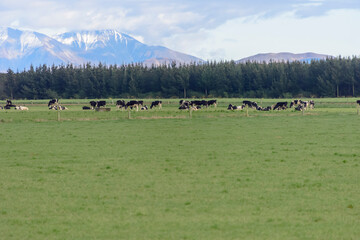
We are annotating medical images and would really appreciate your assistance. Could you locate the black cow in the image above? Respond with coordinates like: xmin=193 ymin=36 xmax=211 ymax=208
xmin=243 ymin=100 xmax=258 ymax=109
xmin=190 ymin=100 xmax=208 ymax=107
xmin=207 ymin=99 xmax=217 ymax=107
xmin=116 ymin=100 xmax=126 ymax=109
xmin=4 ymin=104 xmax=16 ymax=109
xmin=6 ymin=99 xmax=12 ymax=106
xmin=150 ymin=100 xmax=162 ymax=109
xmin=48 ymin=99 xmax=58 ymax=107
xmin=357 ymin=100 xmax=360 ymax=105
xmin=89 ymin=101 xmax=97 ymax=109
xmin=272 ymin=102 xmax=288 ymax=110
xmin=96 ymin=101 xmax=106 ymax=108
xmin=82 ymin=106 xmax=91 ymax=110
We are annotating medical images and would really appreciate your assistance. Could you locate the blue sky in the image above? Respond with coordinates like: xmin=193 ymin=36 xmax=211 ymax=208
xmin=1 ymin=0 xmax=360 ymax=60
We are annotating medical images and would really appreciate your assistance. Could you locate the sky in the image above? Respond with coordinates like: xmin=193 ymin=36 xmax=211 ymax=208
xmin=1 ymin=0 xmax=360 ymax=61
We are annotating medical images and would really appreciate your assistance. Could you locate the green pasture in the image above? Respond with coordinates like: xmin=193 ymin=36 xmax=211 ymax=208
xmin=0 ymin=99 xmax=359 ymax=239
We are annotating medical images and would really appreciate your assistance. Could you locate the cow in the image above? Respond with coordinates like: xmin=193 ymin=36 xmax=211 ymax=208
xmin=357 ymin=100 xmax=360 ymax=105
xmin=96 ymin=101 xmax=106 ymax=108
xmin=15 ymin=106 xmax=29 ymax=110
xmin=141 ymin=105 xmax=148 ymax=110
xmin=89 ymin=101 xmax=97 ymax=109
xmin=227 ymin=104 xmax=244 ymax=110
xmin=290 ymin=100 xmax=301 ymax=108
xmin=82 ymin=106 xmax=92 ymax=110
xmin=179 ymin=100 xmax=190 ymax=108
xmin=4 ymin=104 xmax=16 ymax=109
xmin=243 ymin=100 xmax=258 ymax=109
xmin=309 ymin=100 xmax=315 ymax=109
xmin=126 ymin=100 xmax=141 ymax=111
xmin=272 ymin=102 xmax=288 ymax=110
xmin=6 ymin=99 xmax=12 ymax=106
xmin=150 ymin=100 xmax=162 ymax=109
xmin=207 ymin=99 xmax=217 ymax=107
xmin=48 ymin=99 xmax=58 ymax=107
xmin=191 ymin=100 xmax=208 ymax=108
xmin=116 ymin=100 xmax=126 ymax=110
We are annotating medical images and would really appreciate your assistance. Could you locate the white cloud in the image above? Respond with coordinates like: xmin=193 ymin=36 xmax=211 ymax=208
xmin=1 ymin=0 xmax=360 ymax=60
xmin=163 ymin=8 xmax=360 ymax=60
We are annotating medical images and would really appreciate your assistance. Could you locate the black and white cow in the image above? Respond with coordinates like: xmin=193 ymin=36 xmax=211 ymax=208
xmin=290 ymin=100 xmax=301 ymax=108
xmin=96 ymin=101 xmax=106 ymax=108
xmin=227 ymin=104 xmax=245 ymax=110
xmin=89 ymin=101 xmax=97 ymax=109
xmin=141 ymin=105 xmax=148 ymax=110
xmin=150 ymin=100 xmax=162 ymax=109
xmin=126 ymin=100 xmax=142 ymax=111
xmin=82 ymin=106 xmax=92 ymax=110
xmin=48 ymin=99 xmax=58 ymax=107
xmin=179 ymin=100 xmax=190 ymax=108
xmin=272 ymin=102 xmax=288 ymax=110
xmin=116 ymin=100 xmax=126 ymax=110
xmin=357 ymin=100 xmax=360 ymax=105
xmin=243 ymin=100 xmax=258 ymax=109
xmin=190 ymin=100 xmax=208 ymax=108
xmin=207 ymin=99 xmax=217 ymax=107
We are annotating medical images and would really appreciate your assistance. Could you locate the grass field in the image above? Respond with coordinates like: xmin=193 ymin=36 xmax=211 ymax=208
xmin=0 ymin=99 xmax=359 ymax=239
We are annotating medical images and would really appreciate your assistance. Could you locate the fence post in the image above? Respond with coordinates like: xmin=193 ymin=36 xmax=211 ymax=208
xmin=189 ymin=107 xmax=192 ymax=119
xmin=246 ymin=105 xmax=249 ymax=117
xmin=128 ymin=109 xmax=131 ymax=119
xmin=57 ymin=101 xmax=61 ymax=121
xmin=357 ymin=104 xmax=359 ymax=115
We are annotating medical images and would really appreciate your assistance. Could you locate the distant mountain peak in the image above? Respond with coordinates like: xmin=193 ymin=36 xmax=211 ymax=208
xmin=237 ymin=52 xmax=332 ymax=63
xmin=54 ymin=29 xmax=136 ymax=51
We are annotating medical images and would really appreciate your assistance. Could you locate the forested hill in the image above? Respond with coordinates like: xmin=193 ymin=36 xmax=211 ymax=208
xmin=1 ymin=56 xmax=360 ymax=99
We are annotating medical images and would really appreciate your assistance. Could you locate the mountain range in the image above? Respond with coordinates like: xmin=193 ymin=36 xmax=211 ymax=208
xmin=236 ymin=52 xmax=332 ymax=63
xmin=0 ymin=27 xmax=202 ymax=72
xmin=0 ymin=27 xmax=333 ymax=72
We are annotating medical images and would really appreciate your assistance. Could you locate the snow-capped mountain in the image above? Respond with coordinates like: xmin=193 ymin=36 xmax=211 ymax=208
xmin=0 ymin=28 xmax=202 ymax=72
xmin=0 ymin=27 xmax=85 ymax=71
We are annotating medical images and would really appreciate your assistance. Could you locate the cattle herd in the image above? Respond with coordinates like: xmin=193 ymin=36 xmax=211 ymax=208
xmin=0 ymin=100 xmax=29 ymax=111
xmin=2 ymin=99 xmax=360 ymax=112
xmin=227 ymin=99 xmax=315 ymax=111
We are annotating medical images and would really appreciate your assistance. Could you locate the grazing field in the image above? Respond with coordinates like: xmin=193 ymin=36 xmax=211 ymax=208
xmin=0 ymin=99 xmax=360 ymax=239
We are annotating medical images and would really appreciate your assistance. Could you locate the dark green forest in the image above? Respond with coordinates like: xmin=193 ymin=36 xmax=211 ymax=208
xmin=1 ymin=56 xmax=360 ymax=100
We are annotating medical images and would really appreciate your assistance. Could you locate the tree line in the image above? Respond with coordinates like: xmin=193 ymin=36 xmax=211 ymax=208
xmin=1 ymin=56 xmax=360 ymax=100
